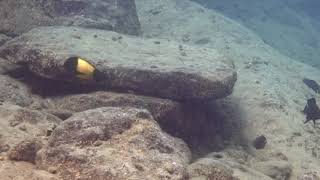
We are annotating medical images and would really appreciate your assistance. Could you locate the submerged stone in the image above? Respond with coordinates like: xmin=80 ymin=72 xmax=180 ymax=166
xmin=0 ymin=0 xmax=141 ymax=36
xmin=0 ymin=26 xmax=236 ymax=101
xmin=37 ymin=107 xmax=191 ymax=179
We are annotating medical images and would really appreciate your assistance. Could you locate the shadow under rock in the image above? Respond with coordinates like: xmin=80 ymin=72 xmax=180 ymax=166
xmin=181 ymin=96 xmax=249 ymax=160
xmin=5 ymin=66 xmax=107 ymax=97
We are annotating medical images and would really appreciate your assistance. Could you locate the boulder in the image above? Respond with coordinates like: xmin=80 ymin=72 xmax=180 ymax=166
xmin=0 ymin=0 xmax=141 ymax=36
xmin=0 ymin=104 xmax=61 ymax=155
xmin=0 ymin=26 xmax=236 ymax=101
xmin=36 ymin=107 xmax=191 ymax=179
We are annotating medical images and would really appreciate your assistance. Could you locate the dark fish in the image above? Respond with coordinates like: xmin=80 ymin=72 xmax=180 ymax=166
xmin=303 ymin=78 xmax=320 ymax=93
xmin=252 ymin=135 xmax=267 ymax=149
xmin=303 ymin=98 xmax=320 ymax=126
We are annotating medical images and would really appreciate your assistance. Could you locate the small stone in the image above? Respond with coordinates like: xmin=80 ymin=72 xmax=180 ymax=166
xmin=253 ymin=135 xmax=267 ymax=149
xmin=9 ymin=119 xmax=21 ymax=127
xmin=72 ymin=35 xmax=81 ymax=39
xmin=112 ymin=36 xmax=118 ymax=41
xmin=48 ymin=167 xmax=58 ymax=174
xmin=46 ymin=129 xmax=53 ymax=136
xmin=182 ymin=35 xmax=190 ymax=42
xmin=46 ymin=124 xmax=57 ymax=136
xmin=0 ymin=144 xmax=10 ymax=153
xmin=292 ymin=132 xmax=302 ymax=136
xmin=180 ymin=52 xmax=187 ymax=56
xmin=178 ymin=45 xmax=183 ymax=51
xmin=0 ymin=156 xmax=4 ymax=161
xmin=8 ymin=139 xmax=42 ymax=163
xmin=136 ymin=110 xmax=151 ymax=119
xmin=94 ymin=34 xmax=98 ymax=38
xmin=47 ymin=110 xmax=73 ymax=120
xmin=93 ymin=140 xmax=103 ymax=146
xmin=164 ymin=162 xmax=175 ymax=174
xmin=134 ymin=164 xmax=144 ymax=171
xmin=19 ymin=125 xmax=27 ymax=131
xmin=154 ymin=41 xmax=160 ymax=44
xmin=213 ymin=153 xmax=223 ymax=159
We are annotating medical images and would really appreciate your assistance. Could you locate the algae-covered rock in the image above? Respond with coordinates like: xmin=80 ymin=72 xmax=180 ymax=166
xmin=37 ymin=107 xmax=191 ymax=179
xmin=0 ymin=26 xmax=236 ymax=101
xmin=0 ymin=75 xmax=35 ymax=106
xmin=0 ymin=104 xmax=61 ymax=154
xmin=0 ymin=0 xmax=141 ymax=36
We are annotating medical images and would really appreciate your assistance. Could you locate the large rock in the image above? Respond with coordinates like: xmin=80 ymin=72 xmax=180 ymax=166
xmin=0 ymin=104 xmax=61 ymax=155
xmin=0 ymin=0 xmax=141 ymax=36
xmin=36 ymin=107 xmax=191 ymax=179
xmin=0 ymin=75 xmax=37 ymax=107
xmin=0 ymin=26 xmax=236 ymax=101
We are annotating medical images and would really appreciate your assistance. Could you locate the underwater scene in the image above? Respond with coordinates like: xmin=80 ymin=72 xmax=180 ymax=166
xmin=0 ymin=0 xmax=319 ymax=179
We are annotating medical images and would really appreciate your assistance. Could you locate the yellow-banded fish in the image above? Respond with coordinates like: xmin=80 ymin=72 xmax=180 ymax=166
xmin=64 ymin=57 xmax=104 ymax=81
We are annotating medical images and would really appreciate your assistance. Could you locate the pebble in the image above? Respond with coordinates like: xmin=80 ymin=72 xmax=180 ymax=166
xmin=19 ymin=125 xmax=27 ymax=131
xmin=48 ymin=167 xmax=58 ymax=174
xmin=93 ymin=140 xmax=103 ymax=146
xmin=164 ymin=162 xmax=175 ymax=174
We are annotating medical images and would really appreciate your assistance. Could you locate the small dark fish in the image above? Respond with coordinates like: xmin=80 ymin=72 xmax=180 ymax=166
xmin=252 ymin=135 xmax=267 ymax=149
xmin=303 ymin=78 xmax=320 ymax=93
xmin=303 ymin=98 xmax=320 ymax=126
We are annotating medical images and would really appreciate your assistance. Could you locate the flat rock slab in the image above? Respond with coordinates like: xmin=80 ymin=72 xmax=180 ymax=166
xmin=0 ymin=26 xmax=236 ymax=101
